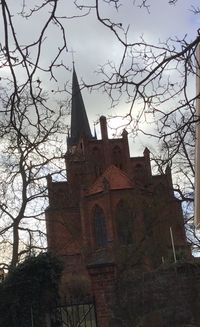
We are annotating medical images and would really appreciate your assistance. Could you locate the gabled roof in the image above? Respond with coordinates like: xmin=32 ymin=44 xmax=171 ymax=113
xmin=87 ymin=165 xmax=134 ymax=195
xmin=68 ymin=67 xmax=93 ymax=146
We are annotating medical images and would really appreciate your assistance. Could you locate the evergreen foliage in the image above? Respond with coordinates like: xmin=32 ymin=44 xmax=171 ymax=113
xmin=0 ymin=253 xmax=63 ymax=327
xmin=113 ymin=262 xmax=200 ymax=327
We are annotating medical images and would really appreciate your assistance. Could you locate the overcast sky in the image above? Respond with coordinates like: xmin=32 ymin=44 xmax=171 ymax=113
xmin=1 ymin=0 xmax=200 ymax=154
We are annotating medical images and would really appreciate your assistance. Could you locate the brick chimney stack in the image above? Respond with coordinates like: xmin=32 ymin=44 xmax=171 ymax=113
xmin=100 ymin=116 xmax=108 ymax=140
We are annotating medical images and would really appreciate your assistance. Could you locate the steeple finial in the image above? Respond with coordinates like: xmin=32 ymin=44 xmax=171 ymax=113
xmin=69 ymin=48 xmax=76 ymax=65
xmin=68 ymin=66 xmax=92 ymax=146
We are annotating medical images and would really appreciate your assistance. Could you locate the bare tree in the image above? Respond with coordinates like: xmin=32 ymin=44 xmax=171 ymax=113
xmin=74 ymin=1 xmax=199 ymax=220
xmin=1 ymin=1 xmax=65 ymax=122
xmin=0 ymin=89 xmax=67 ymax=269
xmin=71 ymin=1 xmax=199 ymax=156
xmin=0 ymin=1 xmax=76 ymax=268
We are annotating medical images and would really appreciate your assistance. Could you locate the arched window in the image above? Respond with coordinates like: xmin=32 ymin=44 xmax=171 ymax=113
xmin=112 ymin=146 xmax=123 ymax=169
xmin=94 ymin=205 xmax=107 ymax=248
xmin=116 ymin=201 xmax=133 ymax=245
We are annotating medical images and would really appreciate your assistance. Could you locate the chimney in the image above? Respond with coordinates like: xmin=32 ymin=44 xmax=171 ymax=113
xmin=100 ymin=116 xmax=108 ymax=140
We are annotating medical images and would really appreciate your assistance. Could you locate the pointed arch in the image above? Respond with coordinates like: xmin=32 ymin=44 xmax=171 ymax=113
xmin=115 ymin=200 xmax=133 ymax=245
xmin=112 ymin=145 xmax=123 ymax=169
xmin=93 ymin=205 xmax=107 ymax=248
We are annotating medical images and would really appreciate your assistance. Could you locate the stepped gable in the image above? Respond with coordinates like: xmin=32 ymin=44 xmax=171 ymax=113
xmin=86 ymin=164 xmax=134 ymax=195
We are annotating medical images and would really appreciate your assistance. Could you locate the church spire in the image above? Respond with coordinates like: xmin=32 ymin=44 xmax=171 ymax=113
xmin=68 ymin=66 xmax=92 ymax=146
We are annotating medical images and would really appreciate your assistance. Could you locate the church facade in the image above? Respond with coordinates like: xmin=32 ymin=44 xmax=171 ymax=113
xmin=45 ymin=68 xmax=190 ymax=327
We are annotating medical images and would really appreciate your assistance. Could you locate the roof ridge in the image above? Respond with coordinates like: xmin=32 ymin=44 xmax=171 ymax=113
xmin=86 ymin=164 xmax=134 ymax=196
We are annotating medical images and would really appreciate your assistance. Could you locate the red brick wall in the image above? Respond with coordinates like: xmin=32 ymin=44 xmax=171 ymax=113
xmin=88 ymin=264 xmax=116 ymax=327
xmin=46 ymin=208 xmax=82 ymax=256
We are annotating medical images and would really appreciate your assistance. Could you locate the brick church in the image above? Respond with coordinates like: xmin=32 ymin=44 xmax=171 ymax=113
xmin=45 ymin=67 xmax=190 ymax=327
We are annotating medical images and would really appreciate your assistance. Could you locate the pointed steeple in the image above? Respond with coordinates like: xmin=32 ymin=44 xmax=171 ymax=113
xmin=68 ymin=66 xmax=92 ymax=146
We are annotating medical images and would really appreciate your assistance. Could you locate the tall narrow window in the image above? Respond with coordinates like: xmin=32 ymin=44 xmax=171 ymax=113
xmin=143 ymin=204 xmax=153 ymax=237
xmin=134 ymin=163 xmax=144 ymax=181
xmin=94 ymin=205 xmax=107 ymax=248
xmin=92 ymin=147 xmax=102 ymax=177
xmin=116 ymin=201 xmax=133 ymax=245
xmin=112 ymin=146 xmax=123 ymax=169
